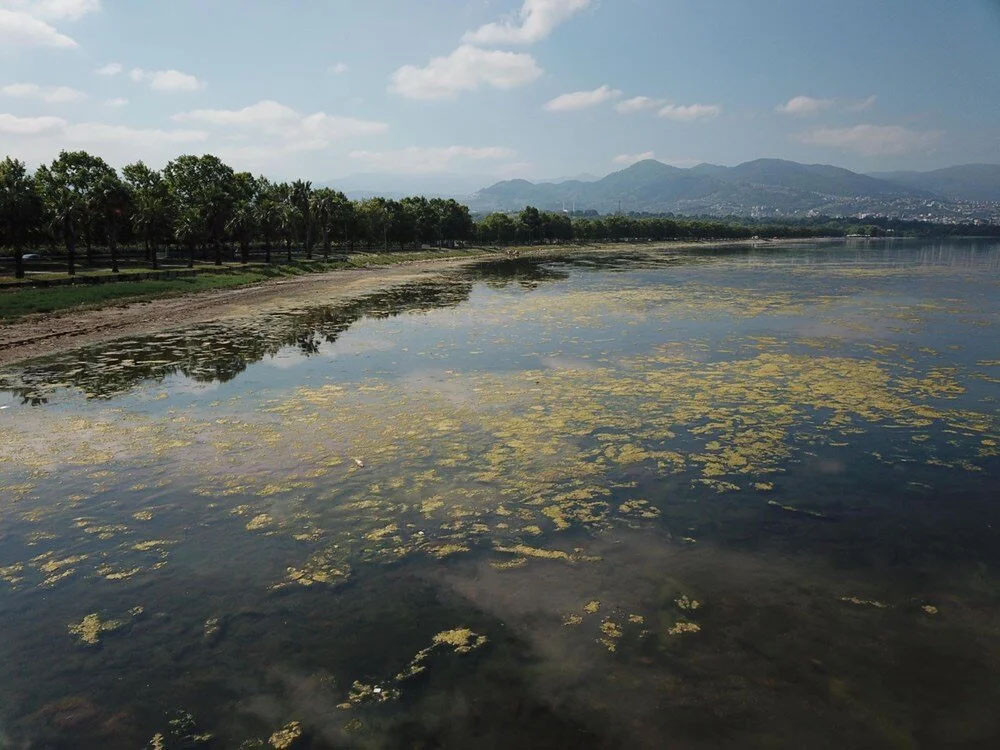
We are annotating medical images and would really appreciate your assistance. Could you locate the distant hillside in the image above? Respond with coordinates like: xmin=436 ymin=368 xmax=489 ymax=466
xmin=470 ymin=158 xmax=997 ymax=219
xmin=719 ymin=159 xmax=919 ymax=198
xmin=868 ymin=164 xmax=1000 ymax=202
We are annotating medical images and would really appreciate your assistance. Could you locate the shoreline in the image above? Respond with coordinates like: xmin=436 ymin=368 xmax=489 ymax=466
xmin=0 ymin=237 xmax=838 ymax=367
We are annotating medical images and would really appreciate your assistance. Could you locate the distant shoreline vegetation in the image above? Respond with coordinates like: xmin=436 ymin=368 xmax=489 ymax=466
xmin=2 ymin=151 xmax=999 ymax=280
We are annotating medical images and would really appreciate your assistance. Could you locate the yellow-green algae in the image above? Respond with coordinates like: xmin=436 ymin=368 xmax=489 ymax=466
xmin=338 ymin=627 xmax=488 ymax=709
xmin=675 ymin=595 xmax=701 ymax=611
xmin=268 ymin=721 xmax=303 ymax=749
xmin=0 ymin=319 xmax=995 ymax=599
xmin=667 ymin=621 xmax=701 ymax=636
xmin=68 ymin=607 xmax=141 ymax=646
xmin=598 ymin=618 xmax=623 ymax=652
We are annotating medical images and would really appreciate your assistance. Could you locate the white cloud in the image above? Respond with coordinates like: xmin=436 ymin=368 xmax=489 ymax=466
xmin=0 ymin=111 xmax=207 ymax=168
xmin=778 ymin=94 xmax=878 ymax=116
xmin=329 ymin=62 xmax=349 ymax=75
xmin=63 ymin=121 xmax=207 ymax=146
xmin=0 ymin=8 xmax=77 ymax=48
xmin=130 ymin=68 xmax=204 ymax=92
xmin=0 ymin=0 xmax=98 ymax=50
xmin=658 ymin=103 xmax=721 ymax=121
xmin=797 ymin=124 xmax=940 ymax=156
xmin=174 ymin=99 xmax=299 ymax=129
xmin=612 ymin=151 xmax=655 ymax=166
xmin=848 ymin=94 xmax=878 ymax=112
xmin=104 ymin=96 xmax=127 ymax=107
xmin=544 ymin=84 xmax=621 ymax=112
xmin=95 ymin=61 xmax=122 ymax=76
xmin=1 ymin=82 xmax=86 ymax=103
xmin=173 ymin=99 xmax=388 ymax=148
xmin=0 ymin=112 xmax=66 ymax=134
xmin=615 ymin=95 xmax=662 ymax=114
xmin=776 ymin=95 xmax=834 ymax=116
xmin=390 ymin=45 xmax=541 ymax=100
xmin=349 ymin=145 xmax=515 ymax=174
xmin=463 ymin=0 xmax=590 ymax=45
xmin=0 ymin=112 xmax=204 ymax=144
xmin=0 ymin=0 xmax=99 ymax=20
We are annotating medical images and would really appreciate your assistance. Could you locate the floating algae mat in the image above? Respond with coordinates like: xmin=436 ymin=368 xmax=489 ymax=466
xmin=0 ymin=240 xmax=999 ymax=748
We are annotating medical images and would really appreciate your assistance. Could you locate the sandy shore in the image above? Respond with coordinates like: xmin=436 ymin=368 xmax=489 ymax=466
xmin=0 ymin=239 xmax=836 ymax=366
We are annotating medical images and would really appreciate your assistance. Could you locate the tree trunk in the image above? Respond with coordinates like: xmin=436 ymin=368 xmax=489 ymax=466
xmin=14 ymin=245 xmax=24 ymax=280
xmin=214 ymin=237 xmax=222 ymax=266
xmin=109 ymin=232 xmax=119 ymax=273
xmin=188 ymin=241 xmax=195 ymax=269
xmin=151 ymin=241 xmax=158 ymax=270
xmin=85 ymin=236 xmax=93 ymax=267
xmin=323 ymin=227 xmax=330 ymax=259
xmin=286 ymin=237 xmax=292 ymax=263
xmin=64 ymin=216 xmax=76 ymax=276
xmin=306 ymin=223 xmax=313 ymax=259
xmin=240 ymin=239 xmax=249 ymax=264
xmin=264 ymin=233 xmax=272 ymax=264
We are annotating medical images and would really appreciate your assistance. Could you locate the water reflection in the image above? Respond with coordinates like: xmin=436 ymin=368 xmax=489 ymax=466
xmin=0 ymin=240 xmax=998 ymax=748
xmin=0 ymin=279 xmax=477 ymax=402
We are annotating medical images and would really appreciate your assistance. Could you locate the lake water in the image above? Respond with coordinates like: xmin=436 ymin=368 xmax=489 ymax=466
xmin=0 ymin=239 xmax=998 ymax=749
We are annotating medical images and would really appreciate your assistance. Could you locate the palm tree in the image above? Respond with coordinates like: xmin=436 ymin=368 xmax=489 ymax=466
xmin=94 ymin=173 xmax=131 ymax=273
xmin=174 ymin=207 xmax=200 ymax=268
xmin=291 ymin=179 xmax=313 ymax=259
xmin=228 ymin=172 xmax=259 ymax=264
xmin=35 ymin=157 xmax=83 ymax=276
xmin=123 ymin=161 xmax=172 ymax=270
xmin=0 ymin=157 xmax=43 ymax=280
xmin=359 ymin=198 xmax=388 ymax=251
xmin=275 ymin=182 xmax=297 ymax=262
xmin=254 ymin=177 xmax=279 ymax=264
xmin=311 ymin=188 xmax=336 ymax=259
xmin=163 ymin=154 xmax=236 ymax=268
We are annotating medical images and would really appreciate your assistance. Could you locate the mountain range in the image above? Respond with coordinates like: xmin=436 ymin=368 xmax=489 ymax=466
xmin=468 ymin=159 xmax=1000 ymax=220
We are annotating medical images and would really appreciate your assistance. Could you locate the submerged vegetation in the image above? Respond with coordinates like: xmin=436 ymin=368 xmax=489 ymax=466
xmin=0 ymin=243 xmax=997 ymax=746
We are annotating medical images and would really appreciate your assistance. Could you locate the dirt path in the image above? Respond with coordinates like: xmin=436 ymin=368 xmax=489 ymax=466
xmin=0 ymin=239 xmax=836 ymax=366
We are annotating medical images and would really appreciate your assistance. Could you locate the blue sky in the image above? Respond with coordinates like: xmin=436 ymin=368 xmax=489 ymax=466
xmin=1 ymin=0 xmax=998 ymax=186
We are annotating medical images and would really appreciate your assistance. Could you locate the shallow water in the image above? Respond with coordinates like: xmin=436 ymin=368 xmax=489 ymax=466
xmin=0 ymin=239 xmax=998 ymax=749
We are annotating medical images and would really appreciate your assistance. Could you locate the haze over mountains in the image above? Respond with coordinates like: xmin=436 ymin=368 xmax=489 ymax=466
xmin=867 ymin=165 xmax=1000 ymax=202
xmin=327 ymin=171 xmax=602 ymax=201
xmin=467 ymin=159 xmax=1000 ymax=221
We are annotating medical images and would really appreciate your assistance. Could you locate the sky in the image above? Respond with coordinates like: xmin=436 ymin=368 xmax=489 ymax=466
xmin=1 ymin=0 xmax=999 ymax=189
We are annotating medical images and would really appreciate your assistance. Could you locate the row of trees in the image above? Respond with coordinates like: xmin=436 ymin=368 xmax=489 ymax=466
xmin=0 ymin=151 xmax=475 ymax=278
xmin=472 ymin=206 xmax=838 ymax=244
xmin=4 ymin=149 xmax=877 ymax=280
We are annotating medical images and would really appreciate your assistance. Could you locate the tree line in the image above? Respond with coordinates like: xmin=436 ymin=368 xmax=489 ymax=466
xmin=0 ymin=151 xmax=475 ymax=279
xmin=11 ymin=150 xmax=960 ymax=280
xmin=475 ymin=206 xmax=838 ymax=245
